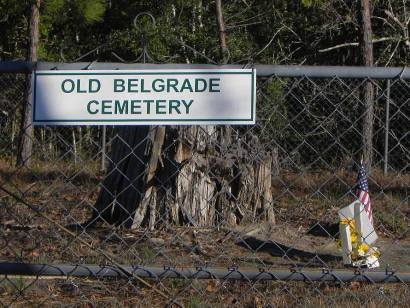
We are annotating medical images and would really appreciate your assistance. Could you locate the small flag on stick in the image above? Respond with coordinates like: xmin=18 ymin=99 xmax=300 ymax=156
xmin=355 ymin=160 xmax=373 ymax=225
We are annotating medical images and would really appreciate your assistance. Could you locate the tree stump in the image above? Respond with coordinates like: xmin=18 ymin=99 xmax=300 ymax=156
xmin=92 ymin=126 xmax=277 ymax=228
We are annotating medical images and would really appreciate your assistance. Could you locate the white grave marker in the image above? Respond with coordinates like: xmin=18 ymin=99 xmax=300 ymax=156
xmin=338 ymin=200 xmax=378 ymax=267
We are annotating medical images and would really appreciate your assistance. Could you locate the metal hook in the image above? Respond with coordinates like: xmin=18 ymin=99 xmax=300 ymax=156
xmin=133 ymin=12 xmax=156 ymax=31
xmin=132 ymin=12 xmax=157 ymax=63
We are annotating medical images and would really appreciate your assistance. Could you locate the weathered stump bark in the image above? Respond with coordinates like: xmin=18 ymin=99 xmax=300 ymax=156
xmin=92 ymin=126 xmax=277 ymax=229
xmin=91 ymin=126 xmax=155 ymax=227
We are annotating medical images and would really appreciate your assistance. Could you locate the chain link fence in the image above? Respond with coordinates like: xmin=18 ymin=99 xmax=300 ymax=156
xmin=0 ymin=63 xmax=409 ymax=306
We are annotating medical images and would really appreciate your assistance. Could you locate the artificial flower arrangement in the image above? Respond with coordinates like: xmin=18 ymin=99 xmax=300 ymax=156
xmin=337 ymin=218 xmax=380 ymax=268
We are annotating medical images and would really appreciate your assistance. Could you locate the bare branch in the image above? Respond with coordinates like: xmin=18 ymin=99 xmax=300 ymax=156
xmin=371 ymin=16 xmax=396 ymax=30
xmin=226 ymin=21 xmax=262 ymax=30
xmin=225 ymin=4 xmax=253 ymax=22
xmin=227 ymin=12 xmax=264 ymax=25
xmin=385 ymin=40 xmax=401 ymax=66
xmin=318 ymin=37 xmax=399 ymax=53
xmin=253 ymin=26 xmax=286 ymax=58
xmin=241 ymin=0 xmax=250 ymax=8
xmin=374 ymin=42 xmax=392 ymax=66
xmin=384 ymin=10 xmax=405 ymax=29
xmin=383 ymin=9 xmax=410 ymax=49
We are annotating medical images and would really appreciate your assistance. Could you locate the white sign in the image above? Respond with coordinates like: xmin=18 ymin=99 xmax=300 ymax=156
xmin=33 ymin=69 xmax=256 ymax=125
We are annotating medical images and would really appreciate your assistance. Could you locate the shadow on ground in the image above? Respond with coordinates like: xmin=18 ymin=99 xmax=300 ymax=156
xmin=236 ymin=235 xmax=342 ymax=265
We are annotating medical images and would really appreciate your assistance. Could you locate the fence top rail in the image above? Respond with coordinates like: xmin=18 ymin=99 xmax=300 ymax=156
xmin=1 ymin=60 xmax=409 ymax=79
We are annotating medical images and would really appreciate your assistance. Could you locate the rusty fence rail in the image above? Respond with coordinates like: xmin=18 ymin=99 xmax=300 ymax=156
xmin=1 ymin=263 xmax=410 ymax=283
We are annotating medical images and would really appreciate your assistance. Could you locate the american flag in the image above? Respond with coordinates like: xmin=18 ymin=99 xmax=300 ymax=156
xmin=355 ymin=160 xmax=373 ymax=224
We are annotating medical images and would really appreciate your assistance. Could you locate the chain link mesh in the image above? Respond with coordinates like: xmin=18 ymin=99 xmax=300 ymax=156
xmin=0 ymin=70 xmax=409 ymax=306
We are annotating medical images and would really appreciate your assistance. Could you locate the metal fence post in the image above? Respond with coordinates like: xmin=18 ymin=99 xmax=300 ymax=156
xmin=384 ymin=79 xmax=390 ymax=175
xmin=101 ymin=125 xmax=106 ymax=172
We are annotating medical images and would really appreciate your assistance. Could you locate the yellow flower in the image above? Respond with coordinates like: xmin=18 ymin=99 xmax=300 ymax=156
xmin=350 ymin=232 xmax=358 ymax=244
xmin=340 ymin=218 xmax=355 ymax=229
xmin=369 ymin=247 xmax=381 ymax=258
xmin=357 ymin=243 xmax=370 ymax=256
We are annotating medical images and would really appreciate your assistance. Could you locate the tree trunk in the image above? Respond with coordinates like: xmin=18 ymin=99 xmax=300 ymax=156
xmin=216 ymin=0 xmax=228 ymax=63
xmin=359 ymin=0 xmax=374 ymax=170
xmin=17 ymin=0 xmax=40 ymax=167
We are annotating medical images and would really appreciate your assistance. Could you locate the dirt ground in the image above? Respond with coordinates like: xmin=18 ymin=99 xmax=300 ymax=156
xmin=1 ymin=222 xmax=410 ymax=307
xmin=0 ymin=159 xmax=409 ymax=306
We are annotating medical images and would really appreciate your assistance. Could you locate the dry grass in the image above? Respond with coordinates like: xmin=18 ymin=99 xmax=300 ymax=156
xmin=1 ymin=276 xmax=409 ymax=307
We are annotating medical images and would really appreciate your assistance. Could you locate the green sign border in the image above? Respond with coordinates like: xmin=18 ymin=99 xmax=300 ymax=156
xmin=33 ymin=70 xmax=256 ymax=124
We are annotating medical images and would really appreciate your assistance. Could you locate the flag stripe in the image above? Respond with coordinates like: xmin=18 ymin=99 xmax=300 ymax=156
xmin=355 ymin=160 xmax=374 ymax=224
